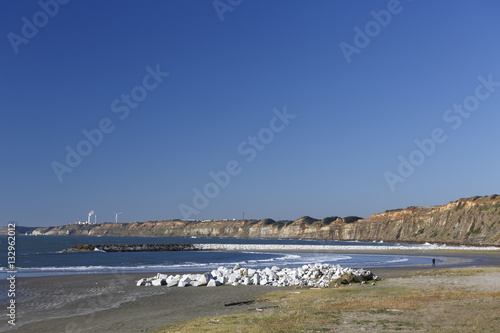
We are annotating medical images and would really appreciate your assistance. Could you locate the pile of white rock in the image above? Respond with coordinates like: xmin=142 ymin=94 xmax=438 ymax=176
xmin=136 ymin=263 xmax=379 ymax=288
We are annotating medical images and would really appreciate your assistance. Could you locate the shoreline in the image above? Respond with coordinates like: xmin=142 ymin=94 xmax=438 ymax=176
xmin=2 ymin=248 xmax=500 ymax=332
xmin=5 ymin=246 xmax=499 ymax=279
xmin=0 ymin=273 xmax=287 ymax=333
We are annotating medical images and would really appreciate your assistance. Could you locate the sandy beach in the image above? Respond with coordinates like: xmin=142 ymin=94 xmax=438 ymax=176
xmin=2 ymin=249 xmax=499 ymax=333
xmin=1 ymin=272 xmax=287 ymax=333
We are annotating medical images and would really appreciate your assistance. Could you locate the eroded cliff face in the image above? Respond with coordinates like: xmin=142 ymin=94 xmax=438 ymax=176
xmin=351 ymin=196 xmax=500 ymax=244
xmin=28 ymin=195 xmax=500 ymax=245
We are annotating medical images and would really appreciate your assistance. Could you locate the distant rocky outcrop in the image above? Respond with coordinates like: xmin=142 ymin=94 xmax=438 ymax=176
xmin=14 ymin=195 xmax=500 ymax=245
xmin=0 ymin=226 xmax=39 ymax=235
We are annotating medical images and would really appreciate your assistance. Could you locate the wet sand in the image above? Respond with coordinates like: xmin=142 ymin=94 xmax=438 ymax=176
xmin=2 ymin=249 xmax=499 ymax=333
xmin=1 ymin=273 xmax=285 ymax=333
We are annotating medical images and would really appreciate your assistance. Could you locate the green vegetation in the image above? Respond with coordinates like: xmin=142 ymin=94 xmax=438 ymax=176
xmin=479 ymin=204 xmax=491 ymax=212
xmin=261 ymin=218 xmax=276 ymax=225
xmin=455 ymin=202 xmax=466 ymax=210
xmin=343 ymin=216 xmax=363 ymax=224
xmin=465 ymin=221 xmax=483 ymax=238
xmin=384 ymin=208 xmax=403 ymax=213
xmin=458 ymin=194 xmax=500 ymax=202
xmin=322 ymin=216 xmax=340 ymax=225
xmin=300 ymin=216 xmax=319 ymax=225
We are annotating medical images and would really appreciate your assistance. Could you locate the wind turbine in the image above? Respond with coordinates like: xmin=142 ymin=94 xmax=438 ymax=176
xmin=114 ymin=211 xmax=123 ymax=223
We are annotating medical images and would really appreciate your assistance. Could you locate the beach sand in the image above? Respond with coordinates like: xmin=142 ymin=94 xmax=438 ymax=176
xmin=1 ymin=273 xmax=285 ymax=333
xmin=2 ymin=249 xmax=499 ymax=333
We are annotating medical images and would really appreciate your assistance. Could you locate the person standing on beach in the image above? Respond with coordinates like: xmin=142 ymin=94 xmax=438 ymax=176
xmin=432 ymin=258 xmax=436 ymax=267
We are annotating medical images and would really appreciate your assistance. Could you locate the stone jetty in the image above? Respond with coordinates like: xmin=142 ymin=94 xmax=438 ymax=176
xmin=136 ymin=263 xmax=379 ymax=288
xmin=62 ymin=243 xmax=197 ymax=252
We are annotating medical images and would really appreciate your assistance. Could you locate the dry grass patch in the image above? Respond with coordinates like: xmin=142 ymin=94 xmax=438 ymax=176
xmin=153 ymin=285 xmax=442 ymax=332
xmin=406 ymin=266 xmax=500 ymax=278
xmin=152 ymin=267 xmax=500 ymax=332
xmin=414 ymin=268 xmax=486 ymax=277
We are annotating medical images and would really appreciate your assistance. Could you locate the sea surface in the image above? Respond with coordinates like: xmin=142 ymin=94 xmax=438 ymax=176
xmin=1 ymin=235 xmax=439 ymax=278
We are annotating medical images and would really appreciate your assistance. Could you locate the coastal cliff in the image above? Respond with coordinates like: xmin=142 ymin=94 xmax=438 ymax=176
xmin=12 ymin=195 xmax=500 ymax=245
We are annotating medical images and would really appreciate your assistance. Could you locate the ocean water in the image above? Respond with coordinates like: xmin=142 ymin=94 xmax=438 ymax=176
xmin=0 ymin=235 xmax=436 ymax=278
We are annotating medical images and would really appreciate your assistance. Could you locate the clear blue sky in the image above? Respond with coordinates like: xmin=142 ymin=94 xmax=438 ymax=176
xmin=2 ymin=0 xmax=500 ymax=226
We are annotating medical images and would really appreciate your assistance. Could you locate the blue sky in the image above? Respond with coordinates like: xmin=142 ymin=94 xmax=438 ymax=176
xmin=2 ymin=0 xmax=500 ymax=226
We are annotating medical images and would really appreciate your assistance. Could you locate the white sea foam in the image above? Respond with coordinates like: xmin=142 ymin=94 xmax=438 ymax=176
xmin=385 ymin=258 xmax=409 ymax=264
xmin=195 ymin=243 xmax=500 ymax=251
xmin=1 ymin=252 xmax=355 ymax=276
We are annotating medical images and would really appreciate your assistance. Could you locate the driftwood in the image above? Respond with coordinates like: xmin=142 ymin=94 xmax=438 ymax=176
xmin=224 ymin=300 xmax=255 ymax=306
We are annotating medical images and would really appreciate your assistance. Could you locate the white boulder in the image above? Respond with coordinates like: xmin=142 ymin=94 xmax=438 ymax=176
xmin=137 ymin=263 xmax=376 ymax=289
xmin=151 ymin=279 xmax=164 ymax=286
xmin=207 ymin=279 xmax=221 ymax=287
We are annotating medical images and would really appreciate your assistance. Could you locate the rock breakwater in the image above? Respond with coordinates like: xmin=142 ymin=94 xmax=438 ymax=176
xmin=62 ymin=243 xmax=197 ymax=252
xmin=136 ymin=263 xmax=379 ymax=288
